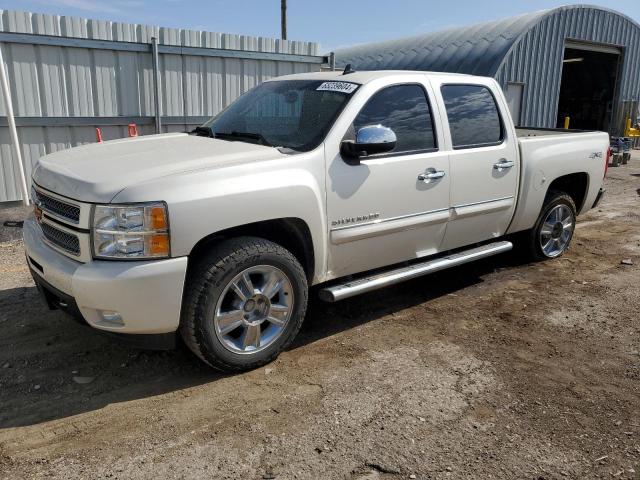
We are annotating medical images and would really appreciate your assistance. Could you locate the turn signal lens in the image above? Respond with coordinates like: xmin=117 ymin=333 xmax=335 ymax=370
xmin=147 ymin=234 xmax=170 ymax=256
xmin=149 ymin=206 xmax=168 ymax=230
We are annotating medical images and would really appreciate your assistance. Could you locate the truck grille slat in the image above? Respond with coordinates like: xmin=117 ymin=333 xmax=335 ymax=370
xmin=40 ymin=223 xmax=81 ymax=256
xmin=34 ymin=190 xmax=80 ymax=224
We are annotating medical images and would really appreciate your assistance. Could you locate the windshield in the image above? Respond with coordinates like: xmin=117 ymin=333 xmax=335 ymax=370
xmin=200 ymin=80 xmax=359 ymax=152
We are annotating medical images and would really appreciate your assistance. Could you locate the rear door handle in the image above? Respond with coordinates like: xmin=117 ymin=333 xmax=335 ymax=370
xmin=418 ymin=169 xmax=446 ymax=183
xmin=493 ymin=159 xmax=515 ymax=171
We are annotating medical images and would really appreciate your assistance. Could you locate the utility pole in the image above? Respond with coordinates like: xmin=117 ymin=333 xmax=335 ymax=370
xmin=281 ymin=0 xmax=287 ymax=40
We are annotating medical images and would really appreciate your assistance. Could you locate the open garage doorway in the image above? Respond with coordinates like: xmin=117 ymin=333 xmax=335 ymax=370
xmin=556 ymin=42 xmax=621 ymax=131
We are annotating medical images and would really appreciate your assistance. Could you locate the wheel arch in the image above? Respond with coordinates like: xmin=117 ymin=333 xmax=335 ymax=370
xmin=188 ymin=217 xmax=316 ymax=283
xmin=545 ymin=172 xmax=590 ymax=213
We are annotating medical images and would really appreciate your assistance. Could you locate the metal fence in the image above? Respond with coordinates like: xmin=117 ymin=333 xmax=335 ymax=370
xmin=0 ymin=10 xmax=325 ymax=203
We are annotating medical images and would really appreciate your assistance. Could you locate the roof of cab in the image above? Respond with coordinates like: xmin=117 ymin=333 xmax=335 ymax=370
xmin=269 ymin=70 xmax=477 ymax=85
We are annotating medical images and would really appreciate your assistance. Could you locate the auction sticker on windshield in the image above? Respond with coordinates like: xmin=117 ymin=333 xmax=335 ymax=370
xmin=317 ymin=82 xmax=359 ymax=94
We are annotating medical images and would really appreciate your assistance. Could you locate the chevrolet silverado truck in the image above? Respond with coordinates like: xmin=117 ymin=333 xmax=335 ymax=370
xmin=24 ymin=70 xmax=609 ymax=371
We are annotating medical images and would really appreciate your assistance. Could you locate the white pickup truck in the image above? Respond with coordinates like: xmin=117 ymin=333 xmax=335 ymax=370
xmin=24 ymin=70 xmax=608 ymax=371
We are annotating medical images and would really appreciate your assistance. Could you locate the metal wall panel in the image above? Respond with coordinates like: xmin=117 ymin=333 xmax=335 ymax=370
xmin=0 ymin=9 xmax=323 ymax=202
xmin=335 ymin=5 xmax=640 ymax=134
xmin=494 ymin=6 xmax=640 ymax=130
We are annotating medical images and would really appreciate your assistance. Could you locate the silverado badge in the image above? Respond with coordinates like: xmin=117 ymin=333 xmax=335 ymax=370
xmin=331 ymin=213 xmax=380 ymax=227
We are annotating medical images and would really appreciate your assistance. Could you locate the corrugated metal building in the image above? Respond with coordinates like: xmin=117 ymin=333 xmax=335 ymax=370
xmin=335 ymin=5 xmax=640 ymax=135
xmin=0 ymin=10 xmax=324 ymax=203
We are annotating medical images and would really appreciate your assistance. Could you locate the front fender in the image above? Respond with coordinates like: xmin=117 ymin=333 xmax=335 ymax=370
xmin=112 ymin=151 xmax=328 ymax=283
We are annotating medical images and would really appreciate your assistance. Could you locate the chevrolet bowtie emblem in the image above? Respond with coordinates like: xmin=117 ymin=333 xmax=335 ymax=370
xmin=34 ymin=204 xmax=43 ymax=223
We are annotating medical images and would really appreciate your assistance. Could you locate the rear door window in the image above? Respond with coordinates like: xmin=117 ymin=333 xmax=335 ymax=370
xmin=441 ymin=85 xmax=503 ymax=149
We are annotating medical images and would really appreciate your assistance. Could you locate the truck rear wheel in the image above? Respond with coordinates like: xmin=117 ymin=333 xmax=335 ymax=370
xmin=180 ymin=237 xmax=308 ymax=372
xmin=519 ymin=191 xmax=577 ymax=262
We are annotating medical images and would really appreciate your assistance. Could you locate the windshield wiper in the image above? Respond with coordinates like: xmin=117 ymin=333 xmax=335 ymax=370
xmin=192 ymin=126 xmax=214 ymax=137
xmin=192 ymin=127 xmax=274 ymax=147
xmin=214 ymin=131 xmax=273 ymax=147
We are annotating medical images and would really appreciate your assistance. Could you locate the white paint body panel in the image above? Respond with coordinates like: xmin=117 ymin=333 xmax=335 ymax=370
xmin=429 ymin=75 xmax=520 ymax=251
xmin=508 ymin=129 xmax=609 ymax=233
xmin=112 ymin=148 xmax=329 ymax=284
xmin=33 ymin=133 xmax=284 ymax=203
xmin=324 ymin=74 xmax=450 ymax=279
xmin=25 ymin=70 xmax=608 ymax=335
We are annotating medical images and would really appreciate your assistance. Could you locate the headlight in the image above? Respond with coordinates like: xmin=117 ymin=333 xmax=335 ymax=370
xmin=91 ymin=202 xmax=170 ymax=259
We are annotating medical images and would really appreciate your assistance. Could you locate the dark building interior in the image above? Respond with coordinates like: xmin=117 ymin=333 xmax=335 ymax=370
xmin=556 ymin=46 xmax=621 ymax=131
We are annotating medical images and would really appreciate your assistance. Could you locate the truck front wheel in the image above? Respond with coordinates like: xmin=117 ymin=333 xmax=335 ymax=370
xmin=520 ymin=191 xmax=577 ymax=261
xmin=180 ymin=237 xmax=308 ymax=372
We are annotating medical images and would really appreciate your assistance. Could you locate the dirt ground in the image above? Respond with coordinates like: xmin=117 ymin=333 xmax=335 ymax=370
xmin=0 ymin=153 xmax=639 ymax=480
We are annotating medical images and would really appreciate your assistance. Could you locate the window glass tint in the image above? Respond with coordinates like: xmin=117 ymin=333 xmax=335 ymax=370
xmin=353 ymin=84 xmax=436 ymax=153
xmin=441 ymin=85 xmax=503 ymax=148
xmin=203 ymin=80 xmax=355 ymax=151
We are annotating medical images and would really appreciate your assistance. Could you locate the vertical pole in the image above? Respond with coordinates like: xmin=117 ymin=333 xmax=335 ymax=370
xmin=329 ymin=52 xmax=336 ymax=71
xmin=281 ymin=0 xmax=287 ymax=40
xmin=564 ymin=116 xmax=570 ymax=129
xmin=0 ymin=44 xmax=29 ymax=206
xmin=151 ymin=37 xmax=162 ymax=134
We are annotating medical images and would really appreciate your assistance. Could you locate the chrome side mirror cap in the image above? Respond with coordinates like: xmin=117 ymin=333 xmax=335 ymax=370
xmin=340 ymin=125 xmax=397 ymax=163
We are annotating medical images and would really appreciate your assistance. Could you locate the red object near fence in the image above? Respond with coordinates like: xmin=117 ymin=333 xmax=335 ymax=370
xmin=95 ymin=127 xmax=103 ymax=143
xmin=128 ymin=123 xmax=139 ymax=137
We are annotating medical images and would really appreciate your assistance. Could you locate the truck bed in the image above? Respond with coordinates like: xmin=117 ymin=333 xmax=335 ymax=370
xmin=516 ymin=127 xmax=597 ymax=138
xmin=507 ymin=128 xmax=609 ymax=235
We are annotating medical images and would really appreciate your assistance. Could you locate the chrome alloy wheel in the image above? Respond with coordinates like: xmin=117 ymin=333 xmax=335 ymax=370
xmin=214 ymin=265 xmax=294 ymax=354
xmin=539 ymin=204 xmax=574 ymax=258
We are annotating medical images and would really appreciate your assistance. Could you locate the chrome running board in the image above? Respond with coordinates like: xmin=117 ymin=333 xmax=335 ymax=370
xmin=319 ymin=241 xmax=513 ymax=302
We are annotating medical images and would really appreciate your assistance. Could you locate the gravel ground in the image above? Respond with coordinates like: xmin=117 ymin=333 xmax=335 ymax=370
xmin=0 ymin=153 xmax=639 ymax=479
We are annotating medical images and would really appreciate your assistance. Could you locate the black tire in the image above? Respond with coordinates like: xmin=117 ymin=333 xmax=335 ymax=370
xmin=517 ymin=190 xmax=577 ymax=262
xmin=180 ymin=236 xmax=308 ymax=372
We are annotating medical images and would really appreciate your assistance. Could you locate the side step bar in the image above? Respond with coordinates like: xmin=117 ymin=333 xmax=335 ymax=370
xmin=319 ymin=241 xmax=513 ymax=302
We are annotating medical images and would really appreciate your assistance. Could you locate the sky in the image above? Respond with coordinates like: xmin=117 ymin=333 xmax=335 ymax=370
xmin=3 ymin=0 xmax=640 ymax=53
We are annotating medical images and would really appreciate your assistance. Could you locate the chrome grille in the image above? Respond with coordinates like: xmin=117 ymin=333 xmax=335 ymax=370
xmin=34 ymin=190 xmax=80 ymax=224
xmin=41 ymin=223 xmax=80 ymax=256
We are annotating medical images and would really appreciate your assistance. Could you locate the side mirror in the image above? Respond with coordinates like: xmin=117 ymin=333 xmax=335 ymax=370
xmin=340 ymin=125 xmax=397 ymax=163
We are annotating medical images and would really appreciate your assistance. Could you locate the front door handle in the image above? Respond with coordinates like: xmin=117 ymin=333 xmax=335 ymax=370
xmin=493 ymin=159 xmax=515 ymax=171
xmin=418 ymin=169 xmax=446 ymax=183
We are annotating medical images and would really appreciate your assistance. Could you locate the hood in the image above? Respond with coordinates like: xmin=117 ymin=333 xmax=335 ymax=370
xmin=33 ymin=133 xmax=284 ymax=203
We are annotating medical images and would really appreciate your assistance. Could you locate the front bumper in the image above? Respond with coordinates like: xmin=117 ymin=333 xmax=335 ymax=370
xmin=24 ymin=217 xmax=188 ymax=338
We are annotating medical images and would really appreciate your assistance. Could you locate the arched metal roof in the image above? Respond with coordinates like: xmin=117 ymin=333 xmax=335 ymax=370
xmin=333 ymin=5 xmax=640 ymax=77
xmin=333 ymin=9 xmax=549 ymax=75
